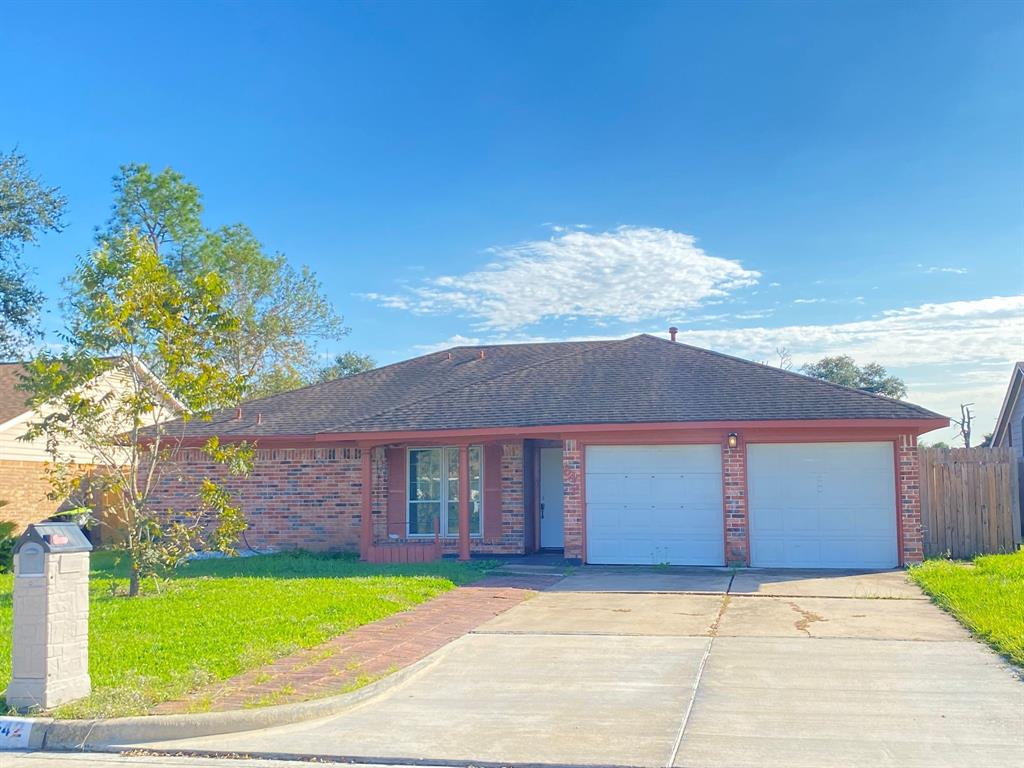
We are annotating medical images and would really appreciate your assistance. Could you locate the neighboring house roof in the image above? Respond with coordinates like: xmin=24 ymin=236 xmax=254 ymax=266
xmin=0 ymin=363 xmax=30 ymax=425
xmin=0 ymin=357 xmax=184 ymax=431
xmin=176 ymin=334 xmax=946 ymax=439
xmin=991 ymin=361 xmax=1024 ymax=447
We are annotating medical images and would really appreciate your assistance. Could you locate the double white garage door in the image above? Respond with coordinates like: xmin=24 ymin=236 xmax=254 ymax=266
xmin=585 ymin=442 xmax=897 ymax=568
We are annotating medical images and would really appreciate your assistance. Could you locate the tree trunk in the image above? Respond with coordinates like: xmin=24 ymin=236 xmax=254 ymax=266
xmin=128 ymin=560 xmax=141 ymax=597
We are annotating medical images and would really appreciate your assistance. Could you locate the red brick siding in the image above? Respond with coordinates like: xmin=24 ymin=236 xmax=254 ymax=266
xmin=0 ymin=460 xmax=62 ymax=531
xmin=898 ymin=434 xmax=923 ymax=564
xmin=149 ymin=447 xmax=363 ymax=551
xmin=562 ymin=440 xmax=584 ymax=562
xmin=371 ymin=447 xmax=389 ymax=543
xmin=722 ymin=439 xmax=749 ymax=566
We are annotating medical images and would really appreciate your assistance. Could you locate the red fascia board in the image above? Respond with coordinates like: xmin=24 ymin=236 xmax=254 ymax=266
xmin=312 ymin=418 xmax=951 ymax=444
xmin=160 ymin=418 xmax=949 ymax=448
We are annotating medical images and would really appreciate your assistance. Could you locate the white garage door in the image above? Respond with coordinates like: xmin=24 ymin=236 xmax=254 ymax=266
xmin=748 ymin=442 xmax=897 ymax=569
xmin=586 ymin=445 xmax=724 ymax=565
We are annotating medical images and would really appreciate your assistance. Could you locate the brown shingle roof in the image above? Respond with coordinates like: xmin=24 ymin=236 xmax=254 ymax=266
xmin=176 ymin=335 xmax=945 ymax=438
xmin=0 ymin=363 xmax=29 ymax=424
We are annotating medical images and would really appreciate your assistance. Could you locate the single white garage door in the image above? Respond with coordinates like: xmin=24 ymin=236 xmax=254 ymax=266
xmin=586 ymin=445 xmax=724 ymax=565
xmin=748 ymin=442 xmax=897 ymax=569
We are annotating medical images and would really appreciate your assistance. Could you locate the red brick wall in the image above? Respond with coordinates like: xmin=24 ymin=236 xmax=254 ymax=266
xmin=722 ymin=438 xmax=749 ymax=566
xmin=371 ymin=447 xmax=388 ymax=543
xmin=0 ymin=460 xmax=61 ymax=531
xmin=150 ymin=446 xmax=363 ymax=551
xmin=562 ymin=440 xmax=584 ymax=562
xmin=897 ymin=434 xmax=923 ymax=564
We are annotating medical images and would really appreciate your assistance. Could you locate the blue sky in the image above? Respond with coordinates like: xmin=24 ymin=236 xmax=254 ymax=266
xmin=3 ymin=0 xmax=1022 ymax=442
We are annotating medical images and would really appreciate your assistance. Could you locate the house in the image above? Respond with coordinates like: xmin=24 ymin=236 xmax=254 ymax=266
xmin=991 ymin=361 xmax=1024 ymax=459
xmin=0 ymin=358 xmax=180 ymax=532
xmin=151 ymin=334 xmax=947 ymax=569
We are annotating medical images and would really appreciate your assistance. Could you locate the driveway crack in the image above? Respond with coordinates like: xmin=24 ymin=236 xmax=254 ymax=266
xmin=666 ymin=577 xmax=732 ymax=767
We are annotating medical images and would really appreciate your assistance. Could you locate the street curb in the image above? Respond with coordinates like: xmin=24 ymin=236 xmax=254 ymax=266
xmin=37 ymin=650 xmax=442 ymax=752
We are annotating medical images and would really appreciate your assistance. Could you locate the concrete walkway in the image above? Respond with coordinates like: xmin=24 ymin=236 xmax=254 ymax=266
xmin=118 ymin=567 xmax=1024 ymax=767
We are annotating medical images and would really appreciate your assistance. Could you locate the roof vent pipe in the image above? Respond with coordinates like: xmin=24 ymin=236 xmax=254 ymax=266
xmin=235 ymin=407 xmax=243 ymax=420
xmin=256 ymin=413 xmax=263 ymax=425
xmin=446 ymin=351 xmax=453 ymax=361
xmin=479 ymin=349 xmax=486 ymax=360
xmin=668 ymin=327 xmax=678 ymax=342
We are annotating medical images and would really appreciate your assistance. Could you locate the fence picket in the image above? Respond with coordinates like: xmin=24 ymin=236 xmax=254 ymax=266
xmin=919 ymin=446 xmax=1022 ymax=558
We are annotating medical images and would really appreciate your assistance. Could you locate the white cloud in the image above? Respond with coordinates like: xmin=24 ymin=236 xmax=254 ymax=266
xmin=917 ymin=264 xmax=969 ymax=275
xmin=793 ymin=298 xmax=826 ymax=304
xmin=367 ymin=226 xmax=760 ymax=331
xmin=672 ymin=296 xmax=1022 ymax=368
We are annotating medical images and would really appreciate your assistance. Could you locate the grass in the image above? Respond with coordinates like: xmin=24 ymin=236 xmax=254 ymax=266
xmin=0 ymin=550 xmax=496 ymax=718
xmin=909 ymin=548 xmax=1024 ymax=667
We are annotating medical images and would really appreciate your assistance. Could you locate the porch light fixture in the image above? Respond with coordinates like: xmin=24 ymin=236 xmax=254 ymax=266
xmin=726 ymin=432 xmax=739 ymax=449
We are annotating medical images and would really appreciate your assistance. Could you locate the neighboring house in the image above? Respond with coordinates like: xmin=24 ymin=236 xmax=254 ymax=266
xmin=991 ymin=361 xmax=1024 ymax=459
xmin=152 ymin=334 xmax=947 ymax=569
xmin=0 ymin=359 xmax=180 ymax=532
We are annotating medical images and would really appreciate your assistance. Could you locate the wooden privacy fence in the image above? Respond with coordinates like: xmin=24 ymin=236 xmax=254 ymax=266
xmin=919 ymin=447 xmax=1022 ymax=558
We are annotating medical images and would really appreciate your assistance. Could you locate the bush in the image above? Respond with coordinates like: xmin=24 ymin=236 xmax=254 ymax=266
xmin=0 ymin=521 xmax=17 ymax=573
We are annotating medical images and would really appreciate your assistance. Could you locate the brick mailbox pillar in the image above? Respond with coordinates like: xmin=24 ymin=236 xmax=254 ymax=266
xmin=5 ymin=522 xmax=92 ymax=710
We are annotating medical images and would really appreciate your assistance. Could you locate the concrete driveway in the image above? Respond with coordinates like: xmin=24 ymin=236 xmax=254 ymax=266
xmin=137 ymin=566 xmax=1024 ymax=767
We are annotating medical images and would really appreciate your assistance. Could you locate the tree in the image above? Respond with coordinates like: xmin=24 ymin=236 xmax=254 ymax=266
xmin=801 ymin=355 xmax=908 ymax=399
xmin=22 ymin=231 xmax=253 ymax=596
xmin=952 ymin=403 xmax=975 ymax=448
xmin=319 ymin=351 xmax=377 ymax=381
xmin=99 ymin=164 xmax=348 ymax=398
xmin=0 ymin=149 xmax=67 ymax=357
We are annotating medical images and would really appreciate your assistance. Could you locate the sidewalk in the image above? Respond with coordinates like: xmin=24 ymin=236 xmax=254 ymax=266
xmin=153 ymin=571 xmax=561 ymax=714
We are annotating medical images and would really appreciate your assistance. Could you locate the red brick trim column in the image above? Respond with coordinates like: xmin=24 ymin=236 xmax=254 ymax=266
xmin=359 ymin=447 xmax=372 ymax=560
xmin=562 ymin=440 xmax=584 ymax=562
xmin=897 ymin=434 xmax=923 ymax=564
xmin=371 ymin=447 xmax=389 ymax=544
xmin=500 ymin=441 xmax=526 ymax=553
xmin=722 ymin=435 xmax=749 ymax=566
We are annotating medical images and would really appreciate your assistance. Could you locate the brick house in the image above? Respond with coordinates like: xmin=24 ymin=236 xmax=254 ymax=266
xmin=153 ymin=334 xmax=947 ymax=568
xmin=0 ymin=360 xmax=180 ymax=532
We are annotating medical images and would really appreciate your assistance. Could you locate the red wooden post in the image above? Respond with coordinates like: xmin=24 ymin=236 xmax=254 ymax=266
xmin=360 ymin=446 xmax=372 ymax=561
xmin=458 ymin=444 xmax=471 ymax=561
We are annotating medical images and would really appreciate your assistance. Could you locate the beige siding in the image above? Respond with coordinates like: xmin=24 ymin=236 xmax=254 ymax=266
xmin=0 ymin=366 xmax=174 ymax=465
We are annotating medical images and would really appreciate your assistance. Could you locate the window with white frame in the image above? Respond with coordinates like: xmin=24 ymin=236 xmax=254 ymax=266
xmin=407 ymin=447 xmax=482 ymax=537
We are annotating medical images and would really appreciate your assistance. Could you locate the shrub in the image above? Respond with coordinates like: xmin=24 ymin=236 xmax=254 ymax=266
xmin=0 ymin=520 xmax=17 ymax=573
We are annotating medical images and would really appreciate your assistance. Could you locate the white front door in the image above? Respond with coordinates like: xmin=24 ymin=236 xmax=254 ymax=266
xmin=748 ymin=442 xmax=897 ymax=569
xmin=539 ymin=448 xmax=564 ymax=548
xmin=585 ymin=445 xmax=724 ymax=565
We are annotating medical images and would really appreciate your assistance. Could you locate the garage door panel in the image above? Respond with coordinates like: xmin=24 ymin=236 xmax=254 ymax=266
xmin=585 ymin=445 xmax=724 ymax=566
xmin=749 ymin=442 xmax=897 ymax=569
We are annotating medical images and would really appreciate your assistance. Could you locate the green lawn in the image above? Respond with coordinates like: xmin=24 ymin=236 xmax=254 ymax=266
xmin=0 ymin=550 xmax=495 ymax=718
xmin=909 ymin=548 xmax=1024 ymax=667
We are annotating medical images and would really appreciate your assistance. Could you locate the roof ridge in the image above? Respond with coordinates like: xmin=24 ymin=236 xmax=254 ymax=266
xmin=638 ymin=333 xmax=945 ymax=419
xmin=327 ymin=336 xmax=633 ymax=433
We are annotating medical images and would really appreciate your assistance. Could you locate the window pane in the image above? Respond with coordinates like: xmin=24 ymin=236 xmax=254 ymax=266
xmin=446 ymin=447 xmax=459 ymax=503
xmin=470 ymin=446 xmax=482 ymax=535
xmin=447 ymin=501 xmax=459 ymax=536
xmin=433 ymin=445 xmax=485 ymax=538
xmin=409 ymin=502 xmax=440 ymax=536
xmin=409 ymin=449 xmax=441 ymax=502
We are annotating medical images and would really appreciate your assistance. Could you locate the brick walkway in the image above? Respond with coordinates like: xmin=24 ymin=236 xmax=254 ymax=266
xmin=153 ymin=573 xmax=562 ymax=714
